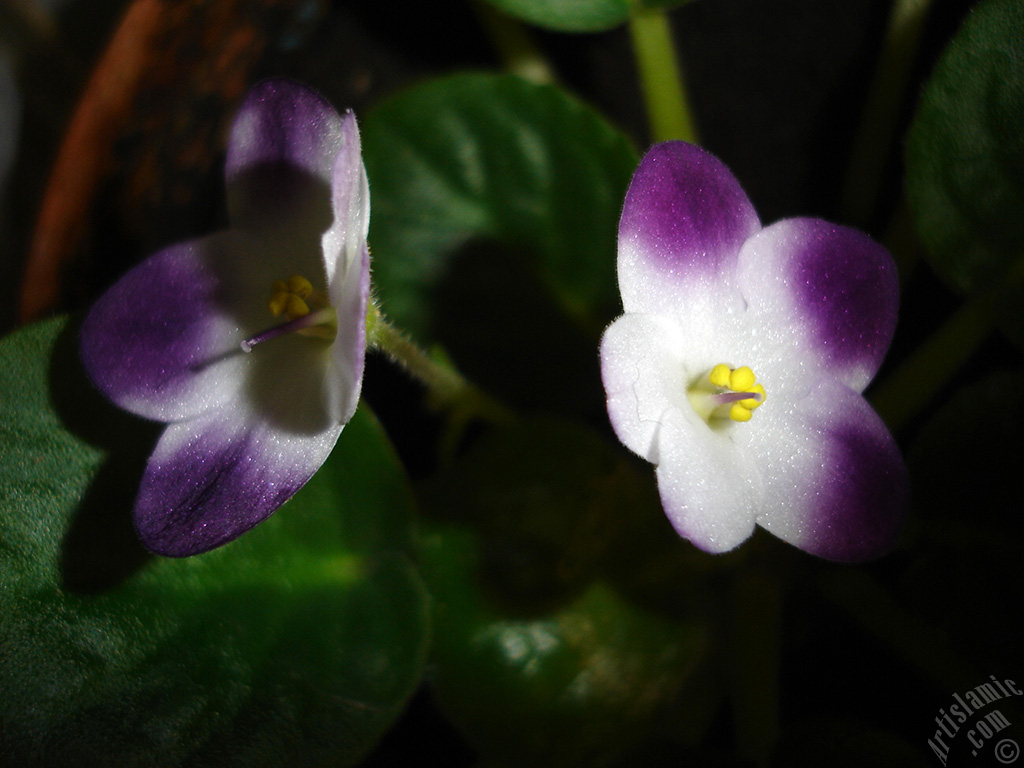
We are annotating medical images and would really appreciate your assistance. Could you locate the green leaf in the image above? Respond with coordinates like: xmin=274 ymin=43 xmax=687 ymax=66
xmin=420 ymin=522 xmax=708 ymax=767
xmin=415 ymin=418 xmax=710 ymax=764
xmin=422 ymin=418 xmax=629 ymax=610
xmin=905 ymin=0 xmax=1024 ymax=340
xmin=363 ymin=73 xmax=638 ymax=413
xmin=478 ymin=0 xmax=690 ymax=33
xmin=482 ymin=0 xmax=629 ymax=32
xmin=0 ymin=318 xmax=430 ymax=767
xmin=420 ymin=416 xmax=727 ymax=613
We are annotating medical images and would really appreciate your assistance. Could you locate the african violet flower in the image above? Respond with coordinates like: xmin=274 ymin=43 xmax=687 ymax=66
xmin=81 ymin=79 xmax=369 ymax=557
xmin=600 ymin=142 xmax=907 ymax=561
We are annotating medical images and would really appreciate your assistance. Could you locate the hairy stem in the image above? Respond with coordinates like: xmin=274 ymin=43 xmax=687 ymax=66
xmin=366 ymin=304 xmax=513 ymax=427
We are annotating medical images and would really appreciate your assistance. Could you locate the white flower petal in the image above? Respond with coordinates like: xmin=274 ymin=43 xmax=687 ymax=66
xmin=80 ymin=233 xmax=256 ymax=422
xmin=737 ymin=218 xmax=899 ymax=393
xmin=740 ymin=377 xmax=907 ymax=560
xmin=617 ymin=142 xmax=760 ymax=320
xmin=324 ymin=111 xmax=370 ymax=292
xmin=600 ymin=313 xmax=688 ymax=461
xmin=655 ymin=407 xmax=763 ymax=553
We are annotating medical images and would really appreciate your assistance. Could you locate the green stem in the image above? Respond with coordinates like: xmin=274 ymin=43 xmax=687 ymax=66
xmin=472 ymin=0 xmax=557 ymax=85
xmin=840 ymin=0 xmax=934 ymax=225
xmin=366 ymin=304 xmax=513 ymax=427
xmin=628 ymin=9 xmax=698 ymax=144
xmin=870 ymin=296 xmax=993 ymax=433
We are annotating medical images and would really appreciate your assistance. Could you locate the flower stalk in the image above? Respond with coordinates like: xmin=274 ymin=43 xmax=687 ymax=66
xmin=628 ymin=9 xmax=698 ymax=144
xmin=840 ymin=0 xmax=934 ymax=225
xmin=366 ymin=303 xmax=513 ymax=427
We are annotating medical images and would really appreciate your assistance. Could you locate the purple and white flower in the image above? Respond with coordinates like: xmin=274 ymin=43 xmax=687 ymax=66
xmin=600 ymin=142 xmax=907 ymax=561
xmin=80 ymin=79 xmax=370 ymax=557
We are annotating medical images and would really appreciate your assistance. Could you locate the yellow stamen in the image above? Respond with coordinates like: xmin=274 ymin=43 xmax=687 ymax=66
xmin=285 ymin=294 xmax=310 ymax=319
xmin=729 ymin=403 xmax=753 ymax=422
xmin=739 ymin=383 xmax=766 ymax=410
xmin=287 ymin=275 xmax=313 ymax=298
xmin=267 ymin=273 xmax=323 ymax=321
xmin=243 ymin=275 xmax=336 ymax=353
xmin=729 ymin=366 xmax=756 ymax=392
xmin=695 ymin=363 xmax=768 ymax=423
xmin=268 ymin=292 xmax=290 ymax=317
xmin=709 ymin=363 xmax=732 ymax=388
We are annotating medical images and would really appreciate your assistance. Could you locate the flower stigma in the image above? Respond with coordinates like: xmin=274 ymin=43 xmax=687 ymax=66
xmin=687 ymin=363 xmax=766 ymax=424
xmin=240 ymin=274 xmax=337 ymax=353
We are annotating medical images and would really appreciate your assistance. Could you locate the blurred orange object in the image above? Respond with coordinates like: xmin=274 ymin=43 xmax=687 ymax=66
xmin=19 ymin=0 xmax=290 ymax=323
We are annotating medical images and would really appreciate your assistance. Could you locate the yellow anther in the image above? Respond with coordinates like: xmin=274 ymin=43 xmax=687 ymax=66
xmin=698 ymin=362 xmax=767 ymax=424
xmin=287 ymin=275 xmax=313 ymax=298
xmin=245 ymin=273 xmax=337 ymax=352
xmin=729 ymin=366 xmax=756 ymax=392
xmin=739 ymin=383 xmax=766 ymax=410
xmin=269 ymin=292 xmax=290 ymax=317
xmin=729 ymin=403 xmax=753 ymax=422
xmin=285 ymin=294 xmax=310 ymax=319
xmin=709 ymin=363 xmax=732 ymax=388
xmin=266 ymin=274 xmax=321 ymax=320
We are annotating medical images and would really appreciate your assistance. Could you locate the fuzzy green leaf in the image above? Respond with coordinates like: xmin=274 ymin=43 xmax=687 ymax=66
xmin=363 ymin=73 xmax=637 ymax=413
xmin=480 ymin=0 xmax=690 ymax=33
xmin=420 ymin=522 xmax=707 ymax=767
xmin=416 ymin=418 xmax=709 ymax=765
xmin=0 ymin=318 xmax=429 ymax=767
xmin=906 ymin=0 xmax=1024 ymax=342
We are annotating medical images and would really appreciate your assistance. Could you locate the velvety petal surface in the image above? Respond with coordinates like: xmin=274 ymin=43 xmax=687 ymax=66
xmin=226 ymin=79 xmax=345 ymax=278
xmin=329 ymin=242 xmax=370 ymax=426
xmin=134 ymin=404 xmax=344 ymax=556
xmin=320 ymin=112 xmax=371 ymax=424
xmin=324 ymin=111 xmax=371 ymax=289
xmin=600 ymin=312 xmax=686 ymax=461
xmin=737 ymin=218 xmax=899 ymax=393
xmin=655 ymin=407 xmax=763 ymax=554
xmin=617 ymin=141 xmax=760 ymax=318
xmin=243 ymin=330 xmax=342 ymax=435
xmin=601 ymin=309 xmax=762 ymax=459
xmin=741 ymin=378 xmax=907 ymax=561
xmin=80 ymin=233 xmax=255 ymax=422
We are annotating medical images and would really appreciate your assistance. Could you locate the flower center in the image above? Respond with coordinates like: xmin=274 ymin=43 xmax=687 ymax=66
xmin=269 ymin=275 xmax=320 ymax=320
xmin=687 ymin=363 xmax=767 ymax=424
xmin=240 ymin=274 xmax=336 ymax=353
